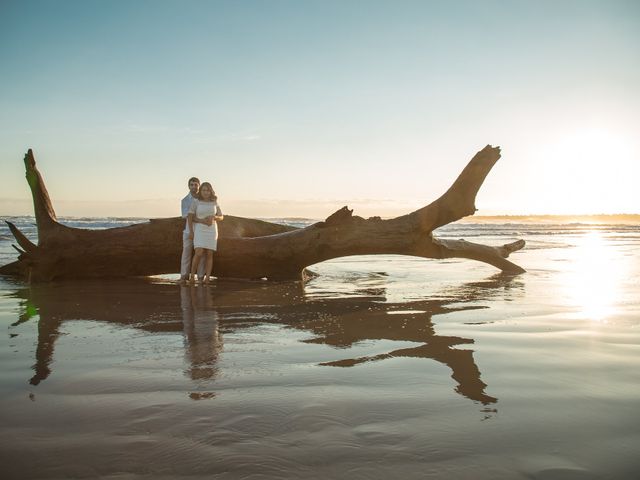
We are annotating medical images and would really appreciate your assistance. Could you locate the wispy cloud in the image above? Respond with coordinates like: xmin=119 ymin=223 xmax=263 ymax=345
xmin=224 ymin=197 xmax=424 ymax=219
xmin=0 ymin=196 xmax=423 ymax=219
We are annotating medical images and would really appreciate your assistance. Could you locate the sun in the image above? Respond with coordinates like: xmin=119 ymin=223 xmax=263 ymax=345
xmin=535 ymin=127 xmax=638 ymax=215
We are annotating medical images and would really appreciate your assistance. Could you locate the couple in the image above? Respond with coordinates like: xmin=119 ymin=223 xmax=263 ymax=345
xmin=180 ymin=177 xmax=224 ymax=284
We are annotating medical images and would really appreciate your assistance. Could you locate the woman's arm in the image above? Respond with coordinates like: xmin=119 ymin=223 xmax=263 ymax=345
xmin=214 ymin=204 xmax=224 ymax=222
xmin=204 ymin=205 xmax=223 ymax=225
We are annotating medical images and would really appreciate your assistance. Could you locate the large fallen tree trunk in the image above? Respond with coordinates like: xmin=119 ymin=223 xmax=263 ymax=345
xmin=0 ymin=146 xmax=525 ymax=282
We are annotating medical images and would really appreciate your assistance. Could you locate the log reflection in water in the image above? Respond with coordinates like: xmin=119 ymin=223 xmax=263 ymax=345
xmin=9 ymin=273 xmax=522 ymax=404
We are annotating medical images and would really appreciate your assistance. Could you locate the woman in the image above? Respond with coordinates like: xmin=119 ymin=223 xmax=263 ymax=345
xmin=188 ymin=182 xmax=223 ymax=284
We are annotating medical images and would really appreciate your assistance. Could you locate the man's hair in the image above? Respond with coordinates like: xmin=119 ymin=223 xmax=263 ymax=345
xmin=188 ymin=177 xmax=200 ymax=186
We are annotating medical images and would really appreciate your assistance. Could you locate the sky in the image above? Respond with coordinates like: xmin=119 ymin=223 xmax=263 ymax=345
xmin=0 ymin=0 xmax=639 ymax=219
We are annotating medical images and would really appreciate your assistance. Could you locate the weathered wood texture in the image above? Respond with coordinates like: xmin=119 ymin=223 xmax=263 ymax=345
xmin=0 ymin=146 xmax=525 ymax=281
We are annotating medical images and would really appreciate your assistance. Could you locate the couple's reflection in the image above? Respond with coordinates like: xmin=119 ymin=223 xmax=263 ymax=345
xmin=12 ymin=281 xmax=223 ymax=387
xmin=12 ymin=273 xmax=523 ymax=405
xmin=180 ymin=285 xmax=222 ymax=381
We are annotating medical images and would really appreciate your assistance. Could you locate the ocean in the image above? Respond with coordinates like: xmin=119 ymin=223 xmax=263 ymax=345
xmin=1 ymin=216 xmax=639 ymax=479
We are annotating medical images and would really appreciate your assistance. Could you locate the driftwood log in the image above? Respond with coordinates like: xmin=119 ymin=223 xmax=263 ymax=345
xmin=0 ymin=146 xmax=525 ymax=282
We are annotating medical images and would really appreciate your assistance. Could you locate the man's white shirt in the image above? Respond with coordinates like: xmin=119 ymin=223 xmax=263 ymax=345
xmin=181 ymin=193 xmax=197 ymax=233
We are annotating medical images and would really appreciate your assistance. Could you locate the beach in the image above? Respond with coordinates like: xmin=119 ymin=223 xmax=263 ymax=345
xmin=2 ymin=0 xmax=639 ymax=477
xmin=1 ymin=217 xmax=639 ymax=479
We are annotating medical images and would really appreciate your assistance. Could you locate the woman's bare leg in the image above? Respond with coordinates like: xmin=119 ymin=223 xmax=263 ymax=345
xmin=190 ymin=248 xmax=204 ymax=282
xmin=204 ymin=250 xmax=214 ymax=283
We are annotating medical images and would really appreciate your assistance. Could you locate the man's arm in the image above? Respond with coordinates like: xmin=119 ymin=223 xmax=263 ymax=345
xmin=183 ymin=196 xmax=202 ymax=224
xmin=187 ymin=213 xmax=196 ymax=238
xmin=181 ymin=197 xmax=188 ymax=218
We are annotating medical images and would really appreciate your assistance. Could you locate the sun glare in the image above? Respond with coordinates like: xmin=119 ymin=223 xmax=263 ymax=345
xmin=563 ymin=230 xmax=626 ymax=321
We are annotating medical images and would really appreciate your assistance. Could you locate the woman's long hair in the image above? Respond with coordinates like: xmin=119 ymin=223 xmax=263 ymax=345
xmin=197 ymin=182 xmax=218 ymax=202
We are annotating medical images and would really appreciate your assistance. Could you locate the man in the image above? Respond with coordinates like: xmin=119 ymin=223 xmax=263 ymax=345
xmin=180 ymin=177 xmax=205 ymax=282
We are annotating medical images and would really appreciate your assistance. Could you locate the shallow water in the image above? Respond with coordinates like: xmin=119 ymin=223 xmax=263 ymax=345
xmin=1 ymin=218 xmax=639 ymax=479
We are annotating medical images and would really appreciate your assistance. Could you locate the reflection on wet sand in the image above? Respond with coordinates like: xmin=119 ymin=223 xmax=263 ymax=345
xmin=9 ymin=273 xmax=523 ymax=405
xmin=180 ymin=286 xmax=223 ymax=382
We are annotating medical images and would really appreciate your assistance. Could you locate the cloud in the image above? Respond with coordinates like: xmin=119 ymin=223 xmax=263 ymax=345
xmin=0 ymin=196 xmax=425 ymax=219
xmin=0 ymin=198 xmax=32 ymax=216
xmin=224 ymin=197 xmax=423 ymax=219
xmin=0 ymin=197 xmax=177 ymax=218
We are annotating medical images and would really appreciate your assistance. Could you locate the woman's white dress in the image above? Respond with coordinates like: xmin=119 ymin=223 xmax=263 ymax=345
xmin=189 ymin=199 xmax=222 ymax=251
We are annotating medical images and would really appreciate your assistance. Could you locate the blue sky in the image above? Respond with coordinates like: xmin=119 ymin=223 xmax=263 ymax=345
xmin=1 ymin=0 xmax=638 ymax=218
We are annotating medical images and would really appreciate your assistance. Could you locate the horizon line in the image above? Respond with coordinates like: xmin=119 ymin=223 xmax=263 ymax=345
xmin=2 ymin=213 xmax=640 ymax=222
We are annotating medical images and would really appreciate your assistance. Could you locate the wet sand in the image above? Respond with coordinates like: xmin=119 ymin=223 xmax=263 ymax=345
xmin=1 ymin=226 xmax=640 ymax=479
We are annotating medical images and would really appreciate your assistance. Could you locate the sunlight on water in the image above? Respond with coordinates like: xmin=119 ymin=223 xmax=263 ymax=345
xmin=565 ymin=231 xmax=626 ymax=321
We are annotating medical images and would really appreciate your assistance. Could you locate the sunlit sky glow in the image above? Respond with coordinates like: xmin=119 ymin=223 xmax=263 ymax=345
xmin=1 ymin=0 xmax=638 ymax=218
